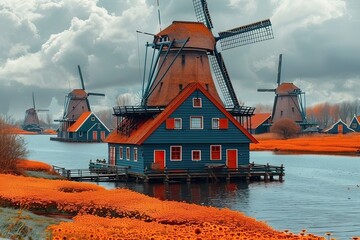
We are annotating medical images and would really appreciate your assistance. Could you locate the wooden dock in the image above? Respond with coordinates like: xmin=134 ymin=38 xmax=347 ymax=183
xmin=53 ymin=163 xmax=284 ymax=183
xmin=52 ymin=164 xmax=129 ymax=182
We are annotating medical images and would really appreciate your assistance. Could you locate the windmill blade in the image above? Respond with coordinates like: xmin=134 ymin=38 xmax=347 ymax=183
xmin=277 ymin=54 xmax=282 ymax=86
xmin=32 ymin=92 xmax=36 ymax=109
xmin=209 ymin=50 xmax=240 ymax=108
xmin=257 ymin=89 xmax=276 ymax=92
xmin=77 ymin=65 xmax=86 ymax=90
xmin=88 ymin=92 xmax=105 ymax=97
xmin=193 ymin=0 xmax=213 ymax=29
xmin=217 ymin=19 xmax=274 ymax=50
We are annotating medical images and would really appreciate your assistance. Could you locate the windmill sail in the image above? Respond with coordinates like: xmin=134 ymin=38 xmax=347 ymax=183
xmin=193 ymin=0 xmax=274 ymax=109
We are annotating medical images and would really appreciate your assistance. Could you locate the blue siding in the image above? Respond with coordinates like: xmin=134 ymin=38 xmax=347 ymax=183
xmin=145 ymin=91 xmax=252 ymax=144
xmin=141 ymin=143 xmax=250 ymax=171
xmin=108 ymin=143 xmax=144 ymax=174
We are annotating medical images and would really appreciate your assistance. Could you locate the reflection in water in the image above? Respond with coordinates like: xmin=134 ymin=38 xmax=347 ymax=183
xmin=114 ymin=181 xmax=250 ymax=208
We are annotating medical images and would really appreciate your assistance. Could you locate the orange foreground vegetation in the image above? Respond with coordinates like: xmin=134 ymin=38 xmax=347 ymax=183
xmin=16 ymin=159 xmax=55 ymax=172
xmin=0 ymin=172 xmax=324 ymax=240
xmin=251 ymin=133 xmax=360 ymax=155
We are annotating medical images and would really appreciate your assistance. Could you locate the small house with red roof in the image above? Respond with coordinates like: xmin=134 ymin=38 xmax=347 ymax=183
xmin=105 ymin=83 xmax=257 ymax=179
xmin=55 ymin=111 xmax=110 ymax=142
xmin=324 ymin=119 xmax=355 ymax=134
xmin=348 ymin=115 xmax=360 ymax=132
xmin=243 ymin=113 xmax=272 ymax=134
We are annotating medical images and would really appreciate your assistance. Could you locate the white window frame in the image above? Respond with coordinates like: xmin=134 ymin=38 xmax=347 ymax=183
xmin=192 ymin=98 xmax=202 ymax=108
xmin=174 ymin=118 xmax=182 ymax=129
xmin=126 ymin=147 xmax=130 ymax=161
xmin=191 ymin=150 xmax=201 ymax=161
xmin=212 ymin=118 xmax=219 ymax=129
xmin=134 ymin=148 xmax=138 ymax=162
xmin=190 ymin=116 xmax=203 ymax=129
xmin=170 ymin=145 xmax=182 ymax=161
xmin=210 ymin=145 xmax=222 ymax=161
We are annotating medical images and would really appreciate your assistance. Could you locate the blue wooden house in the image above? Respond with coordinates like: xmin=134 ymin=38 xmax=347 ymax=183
xmin=56 ymin=111 xmax=110 ymax=142
xmin=348 ymin=115 xmax=360 ymax=132
xmin=324 ymin=119 xmax=355 ymax=134
xmin=106 ymin=83 xmax=257 ymax=178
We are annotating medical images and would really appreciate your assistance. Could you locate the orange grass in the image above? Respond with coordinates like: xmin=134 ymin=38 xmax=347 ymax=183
xmin=3 ymin=127 xmax=36 ymax=135
xmin=0 ymin=174 xmax=324 ymax=239
xmin=16 ymin=159 xmax=54 ymax=172
xmin=251 ymin=133 xmax=360 ymax=155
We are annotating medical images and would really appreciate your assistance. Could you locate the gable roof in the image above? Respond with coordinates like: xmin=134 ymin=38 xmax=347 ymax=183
xmin=106 ymin=83 xmax=258 ymax=145
xmin=350 ymin=115 xmax=360 ymax=125
xmin=244 ymin=113 xmax=271 ymax=129
xmin=68 ymin=111 xmax=110 ymax=132
xmin=324 ymin=119 xmax=355 ymax=133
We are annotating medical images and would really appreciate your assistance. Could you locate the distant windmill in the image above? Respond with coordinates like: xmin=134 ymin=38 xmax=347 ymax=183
xmin=23 ymin=93 xmax=49 ymax=132
xmin=61 ymin=65 xmax=105 ymax=121
xmin=52 ymin=65 xmax=109 ymax=142
xmin=257 ymin=54 xmax=307 ymax=124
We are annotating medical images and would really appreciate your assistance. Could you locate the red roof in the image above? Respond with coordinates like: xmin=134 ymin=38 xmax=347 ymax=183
xmin=157 ymin=21 xmax=215 ymax=51
xmin=67 ymin=111 xmax=92 ymax=132
xmin=106 ymin=83 xmax=258 ymax=144
xmin=244 ymin=113 xmax=271 ymax=129
xmin=276 ymin=83 xmax=300 ymax=95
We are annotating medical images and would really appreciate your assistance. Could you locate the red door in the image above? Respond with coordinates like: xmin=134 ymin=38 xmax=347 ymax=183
xmin=154 ymin=150 xmax=165 ymax=170
xmin=227 ymin=149 xmax=238 ymax=169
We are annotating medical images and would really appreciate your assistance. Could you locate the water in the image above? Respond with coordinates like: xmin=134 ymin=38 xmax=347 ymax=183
xmin=23 ymin=135 xmax=360 ymax=239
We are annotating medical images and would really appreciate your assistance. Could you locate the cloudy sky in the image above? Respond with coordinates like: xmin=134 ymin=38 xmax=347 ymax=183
xmin=0 ymin=0 xmax=359 ymax=121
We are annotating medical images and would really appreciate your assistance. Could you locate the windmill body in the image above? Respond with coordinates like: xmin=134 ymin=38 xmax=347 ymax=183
xmin=258 ymin=54 xmax=307 ymax=126
xmin=145 ymin=21 xmax=222 ymax=107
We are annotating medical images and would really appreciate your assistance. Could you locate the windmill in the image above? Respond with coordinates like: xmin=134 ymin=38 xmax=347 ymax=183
xmin=257 ymin=54 xmax=307 ymax=124
xmin=23 ymin=92 xmax=49 ymax=132
xmin=53 ymin=65 xmax=106 ymax=140
xmin=61 ymin=65 xmax=105 ymax=121
xmin=140 ymin=0 xmax=274 ymax=118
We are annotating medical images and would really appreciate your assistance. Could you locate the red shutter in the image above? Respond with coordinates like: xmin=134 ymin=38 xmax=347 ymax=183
xmin=166 ymin=118 xmax=175 ymax=129
xmin=219 ymin=118 xmax=228 ymax=129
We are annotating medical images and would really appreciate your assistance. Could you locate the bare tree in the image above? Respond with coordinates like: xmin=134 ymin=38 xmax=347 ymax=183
xmin=270 ymin=118 xmax=301 ymax=139
xmin=0 ymin=117 xmax=28 ymax=174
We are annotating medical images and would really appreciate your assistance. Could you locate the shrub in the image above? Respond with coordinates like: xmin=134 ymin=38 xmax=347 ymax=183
xmin=0 ymin=118 xmax=28 ymax=174
xmin=270 ymin=118 xmax=301 ymax=139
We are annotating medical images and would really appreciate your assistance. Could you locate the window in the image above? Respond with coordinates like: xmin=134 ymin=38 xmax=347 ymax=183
xmin=170 ymin=146 xmax=182 ymax=161
xmin=192 ymin=150 xmax=201 ymax=161
xmin=134 ymin=148 xmax=138 ymax=162
xmin=190 ymin=116 xmax=203 ymax=129
xmin=101 ymin=131 xmax=106 ymax=140
xmin=91 ymin=117 xmax=95 ymax=121
xmin=212 ymin=118 xmax=219 ymax=129
xmin=193 ymin=98 xmax=202 ymax=107
xmin=119 ymin=146 xmax=123 ymax=160
xmin=174 ymin=118 xmax=182 ymax=129
xmin=210 ymin=145 xmax=221 ymax=160
xmin=126 ymin=147 xmax=130 ymax=160
xmin=109 ymin=146 xmax=115 ymax=165
xmin=292 ymin=107 xmax=295 ymax=112
xmin=79 ymin=132 xmax=83 ymax=137
xmin=92 ymin=131 xmax=98 ymax=141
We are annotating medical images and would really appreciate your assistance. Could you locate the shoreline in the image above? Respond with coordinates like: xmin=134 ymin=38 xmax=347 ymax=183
xmin=0 ymin=160 xmax=326 ymax=240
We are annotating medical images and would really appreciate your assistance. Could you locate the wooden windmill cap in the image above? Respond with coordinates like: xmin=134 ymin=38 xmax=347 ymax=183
xmin=156 ymin=21 xmax=215 ymax=51
xmin=70 ymin=89 xmax=87 ymax=97
xmin=276 ymin=83 xmax=300 ymax=95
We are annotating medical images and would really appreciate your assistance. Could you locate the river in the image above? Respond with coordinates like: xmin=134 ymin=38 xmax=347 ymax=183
xmin=23 ymin=135 xmax=360 ymax=239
